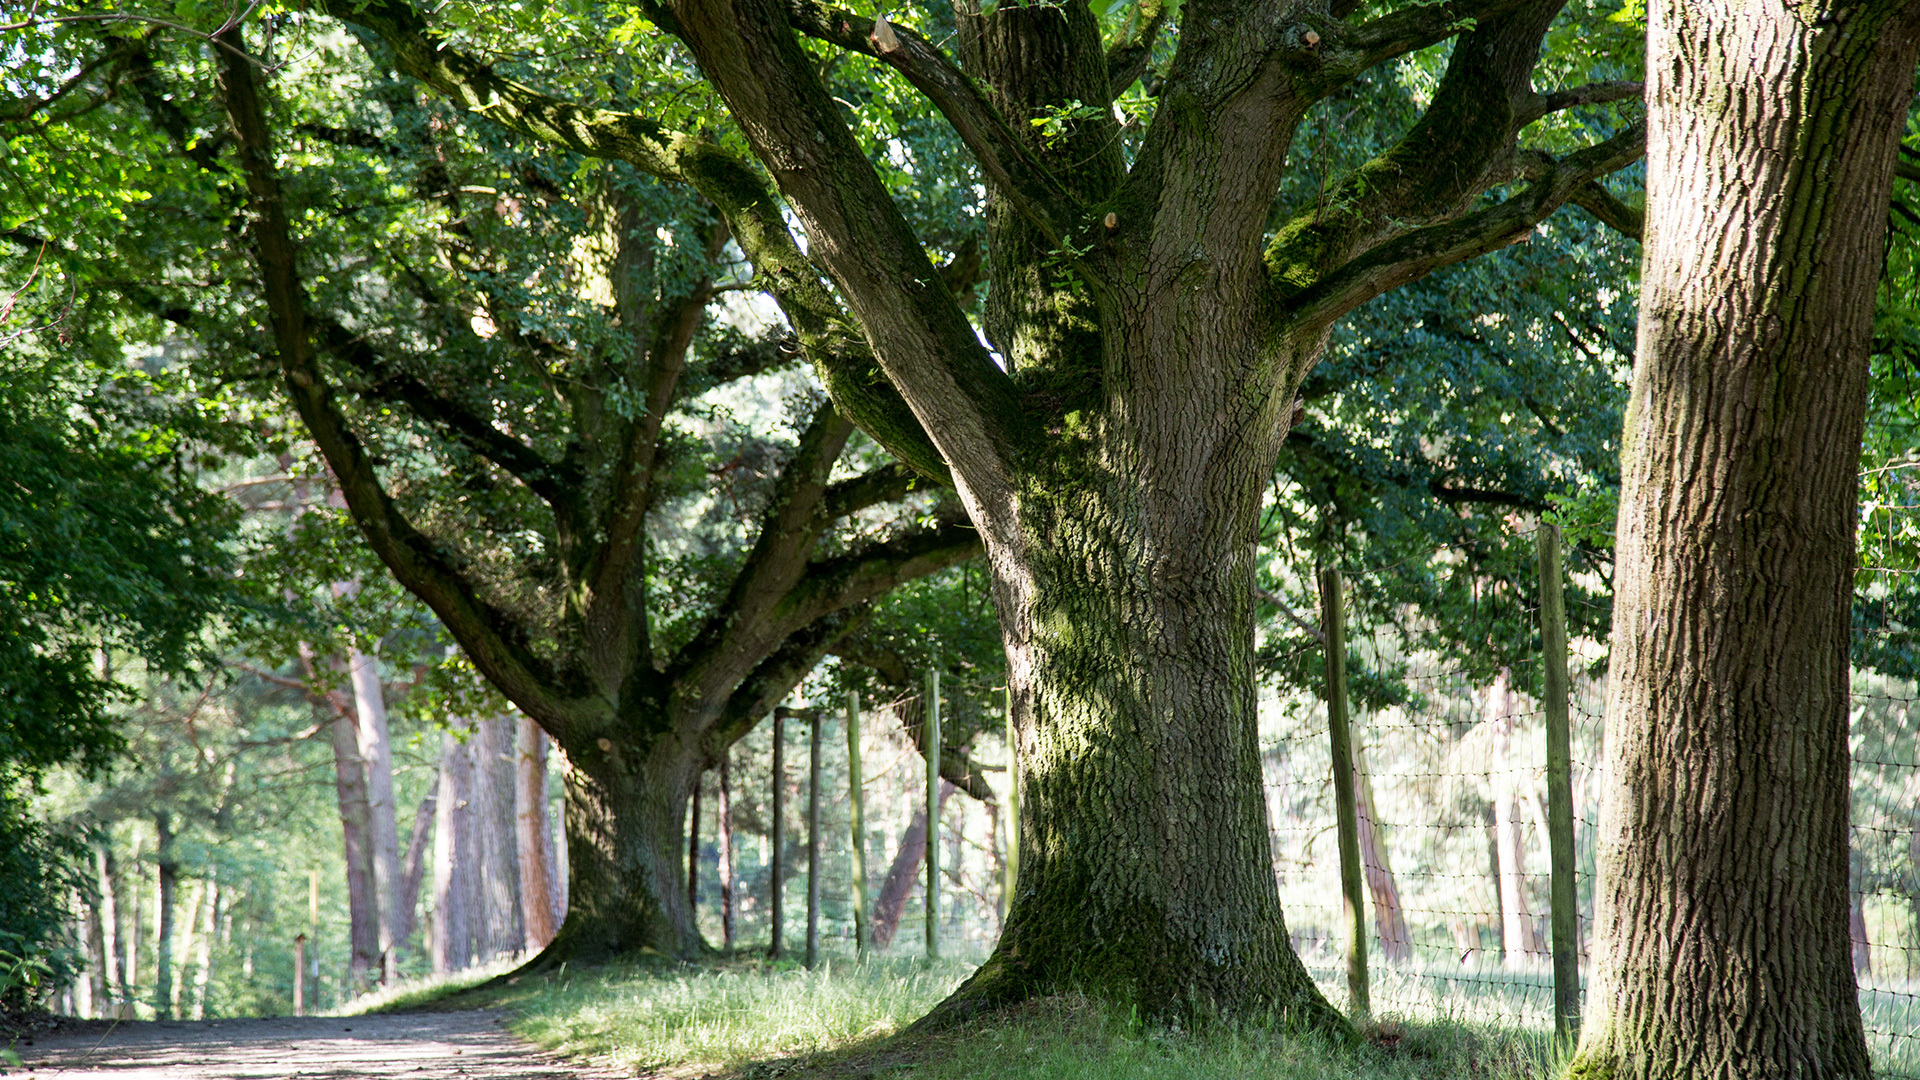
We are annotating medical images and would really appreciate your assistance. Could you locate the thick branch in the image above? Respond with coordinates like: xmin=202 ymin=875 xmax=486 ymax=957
xmin=219 ymin=29 xmax=585 ymax=738
xmin=1516 ymin=80 xmax=1645 ymax=126
xmin=1327 ymin=0 xmax=1539 ymax=80
xmin=822 ymin=462 xmax=920 ymax=521
xmin=1283 ymin=122 xmax=1646 ymax=329
xmin=1104 ymin=0 xmax=1170 ymax=96
xmin=1567 ymin=179 xmax=1644 ymax=240
xmin=324 ymin=0 xmax=954 ymax=484
xmin=785 ymin=2 xmax=1080 ymax=241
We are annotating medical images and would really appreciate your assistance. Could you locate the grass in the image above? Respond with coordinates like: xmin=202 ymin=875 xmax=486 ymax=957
xmin=348 ymin=952 xmax=1919 ymax=1078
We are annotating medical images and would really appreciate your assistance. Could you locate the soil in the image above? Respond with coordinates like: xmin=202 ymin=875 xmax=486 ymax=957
xmin=7 ymin=1010 xmax=622 ymax=1079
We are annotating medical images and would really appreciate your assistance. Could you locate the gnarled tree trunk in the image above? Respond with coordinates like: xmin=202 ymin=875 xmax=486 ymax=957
xmin=1570 ymin=0 xmax=1920 ymax=1075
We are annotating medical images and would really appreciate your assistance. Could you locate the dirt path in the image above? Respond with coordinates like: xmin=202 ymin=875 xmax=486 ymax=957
xmin=10 ymin=1011 xmax=621 ymax=1079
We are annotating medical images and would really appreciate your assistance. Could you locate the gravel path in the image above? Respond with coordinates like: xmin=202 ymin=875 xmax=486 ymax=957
xmin=10 ymin=1011 xmax=620 ymax=1079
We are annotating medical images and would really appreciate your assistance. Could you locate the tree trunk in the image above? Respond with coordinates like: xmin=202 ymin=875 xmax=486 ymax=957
xmin=397 ymin=779 xmax=436 ymax=949
xmin=330 ymin=705 xmax=381 ymax=990
xmin=769 ymin=710 xmax=786 ymax=959
xmin=432 ymin=730 xmax=476 ymax=973
xmin=718 ymin=752 xmax=736 ymax=950
xmin=1489 ymin=673 xmax=1543 ymax=963
xmin=1569 ymin=0 xmax=1920 ymax=1074
xmin=124 ymin=833 xmax=139 ymax=1010
xmin=83 ymin=888 xmax=106 ymax=1015
xmin=516 ymin=718 xmax=560 ymax=951
xmin=539 ymin=738 xmax=706 ymax=962
xmin=190 ymin=879 xmax=215 ymax=1020
xmin=346 ymin=643 xmax=404 ymax=981
xmin=470 ymin=717 xmax=525 ymax=960
xmin=94 ymin=845 xmax=119 ymax=1012
xmin=172 ymin=879 xmax=204 ymax=1018
xmin=1353 ymin=743 xmax=1412 ymax=965
xmin=152 ymin=813 xmax=176 ymax=1020
xmin=870 ymin=780 xmax=955 ymax=950
xmin=688 ymin=771 xmax=702 ymax=920
xmin=949 ymin=399 xmax=1346 ymax=1029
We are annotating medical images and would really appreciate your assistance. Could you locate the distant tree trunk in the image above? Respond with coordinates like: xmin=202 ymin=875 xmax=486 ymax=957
xmin=152 ymin=813 xmax=176 ymax=1020
xmin=83 ymin=889 xmax=106 ymax=1015
xmin=1570 ymin=0 xmax=1919 ymax=1073
xmin=396 ymin=780 xmax=437 ymax=948
xmin=92 ymin=846 xmax=118 ymax=1009
xmin=172 ymin=879 xmax=204 ymax=1017
xmin=870 ymin=780 xmax=955 ymax=950
xmin=516 ymin=718 xmax=560 ymax=950
xmin=123 ymin=834 xmax=139 ymax=1008
xmin=769 ymin=710 xmax=786 ymax=959
xmin=190 ymin=879 xmax=215 ymax=1019
xmin=346 ymin=643 xmax=403 ymax=982
xmin=718 ymin=752 xmax=736 ymax=950
xmin=1352 ymin=742 xmax=1411 ymax=964
xmin=329 ymin=703 xmax=381 ymax=989
xmin=688 ymin=771 xmax=702 ymax=919
xmin=432 ymin=729 xmax=477 ymax=973
xmin=1488 ymin=673 xmax=1543 ymax=962
xmin=470 ymin=717 xmax=526 ymax=959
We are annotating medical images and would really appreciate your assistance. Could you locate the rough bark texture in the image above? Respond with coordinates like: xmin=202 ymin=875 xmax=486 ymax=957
xmin=1570 ymin=0 xmax=1920 ymax=1075
xmin=471 ymin=717 xmax=526 ymax=959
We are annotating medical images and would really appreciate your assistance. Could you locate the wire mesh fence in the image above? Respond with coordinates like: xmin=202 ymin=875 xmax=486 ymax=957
xmin=1266 ymin=522 xmax=1920 ymax=1076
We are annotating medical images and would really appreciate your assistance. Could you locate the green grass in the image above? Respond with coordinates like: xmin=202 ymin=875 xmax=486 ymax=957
xmin=328 ymin=955 xmax=526 ymax=1017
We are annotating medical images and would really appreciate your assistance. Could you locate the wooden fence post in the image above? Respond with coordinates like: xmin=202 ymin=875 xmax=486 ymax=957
xmin=1538 ymin=522 xmax=1580 ymax=1043
xmin=769 ymin=709 xmax=786 ymax=960
xmin=846 ymin=690 xmax=869 ymax=958
xmin=924 ymin=665 xmax=942 ymax=961
xmin=806 ymin=712 xmax=822 ymax=969
xmin=1320 ymin=565 xmax=1369 ymax=1022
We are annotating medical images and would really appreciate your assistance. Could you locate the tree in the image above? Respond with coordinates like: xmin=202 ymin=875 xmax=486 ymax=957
xmin=291 ymin=0 xmax=1646 ymax=1022
xmin=1568 ymin=0 xmax=1920 ymax=1075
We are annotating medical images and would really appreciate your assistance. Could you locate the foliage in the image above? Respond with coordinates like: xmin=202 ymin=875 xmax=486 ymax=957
xmin=0 ymin=787 xmax=90 ymax=1016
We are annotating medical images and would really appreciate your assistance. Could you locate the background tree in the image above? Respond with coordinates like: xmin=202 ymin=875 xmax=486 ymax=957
xmin=1569 ymin=0 xmax=1920 ymax=1076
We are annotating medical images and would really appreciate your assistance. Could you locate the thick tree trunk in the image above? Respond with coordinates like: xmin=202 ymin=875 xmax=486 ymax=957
xmin=516 ymin=718 xmax=560 ymax=951
xmin=346 ymin=643 xmax=404 ymax=981
xmin=539 ymin=738 xmax=706 ymax=962
xmin=870 ymin=780 xmax=955 ymax=950
xmin=330 ymin=707 xmax=381 ymax=989
xmin=1570 ymin=0 xmax=1919 ymax=1074
xmin=953 ymin=391 xmax=1345 ymax=1027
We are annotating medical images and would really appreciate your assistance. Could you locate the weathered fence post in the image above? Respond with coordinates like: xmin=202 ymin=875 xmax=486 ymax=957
xmin=846 ymin=690 xmax=869 ymax=958
xmin=1538 ymin=522 xmax=1580 ymax=1043
xmin=925 ymin=665 xmax=942 ymax=961
xmin=769 ymin=708 xmax=786 ymax=959
xmin=806 ymin=711 xmax=822 ymax=969
xmin=1004 ymin=684 xmax=1018 ymax=918
xmin=1320 ymin=565 xmax=1369 ymax=1021
xmin=293 ymin=932 xmax=307 ymax=1016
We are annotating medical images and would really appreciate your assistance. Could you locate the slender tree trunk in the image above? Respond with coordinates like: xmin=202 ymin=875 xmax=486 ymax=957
xmin=396 ymin=780 xmax=436 ymax=949
xmin=432 ymin=730 xmax=475 ymax=973
xmin=718 ymin=752 xmax=735 ymax=950
xmin=1489 ymin=674 xmax=1543 ymax=962
xmin=152 ymin=813 xmax=176 ymax=1020
xmin=470 ymin=717 xmax=525 ymax=959
xmin=1352 ymin=743 xmax=1411 ymax=964
xmin=190 ymin=880 xmax=215 ymax=1020
xmin=172 ymin=879 xmax=204 ymax=1017
xmin=516 ymin=718 xmax=560 ymax=951
xmin=870 ymin=781 xmax=955 ymax=950
xmin=1570 ymin=0 xmax=1920 ymax=1074
xmin=330 ymin=705 xmax=381 ymax=989
xmin=346 ymin=643 xmax=403 ymax=982
xmin=83 ymin=889 xmax=106 ymax=1016
xmin=96 ymin=845 xmax=120 ymax=1013
xmin=124 ymin=833 xmax=139 ymax=1009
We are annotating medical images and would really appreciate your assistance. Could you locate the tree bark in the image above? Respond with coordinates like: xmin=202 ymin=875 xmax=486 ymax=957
xmin=718 ymin=752 xmax=736 ymax=950
xmin=870 ymin=780 xmax=956 ymax=950
xmin=470 ymin=717 xmax=525 ymax=960
xmin=432 ymin=729 xmax=477 ymax=973
xmin=769 ymin=710 xmax=786 ymax=959
xmin=152 ymin=813 xmax=176 ymax=1020
xmin=329 ymin=704 xmax=382 ymax=989
xmin=346 ymin=642 xmax=403 ymax=981
xmin=516 ymin=717 xmax=560 ymax=951
xmin=1570 ymin=0 xmax=1920 ymax=1074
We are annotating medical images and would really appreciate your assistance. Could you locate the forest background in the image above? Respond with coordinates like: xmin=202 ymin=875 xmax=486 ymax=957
xmin=0 ymin=0 xmax=1916 ymax=1058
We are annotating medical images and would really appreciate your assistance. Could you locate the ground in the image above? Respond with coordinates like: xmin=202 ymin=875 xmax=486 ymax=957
xmin=10 ymin=1011 xmax=622 ymax=1080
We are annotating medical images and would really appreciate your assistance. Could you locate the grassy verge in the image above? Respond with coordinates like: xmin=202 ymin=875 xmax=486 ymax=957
xmin=354 ymin=949 xmax=1562 ymax=1080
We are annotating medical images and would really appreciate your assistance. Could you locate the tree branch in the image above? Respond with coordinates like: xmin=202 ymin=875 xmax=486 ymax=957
xmin=219 ymin=27 xmax=587 ymax=739
xmin=784 ymin=1 xmax=1081 ymax=242
xmin=1104 ymin=0 xmax=1171 ymax=97
xmin=1516 ymin=80 xmax=1644 ymax=126
xmin=1282 ymin=121 xmax=1646 ymax=330
xmin=1325 ymin=0 xmax=1539 ymax=80
xmin=1567 ymin=179 xmax=1644 ymax=240
xmin=822 ymin=462 xmax=920 ymax=521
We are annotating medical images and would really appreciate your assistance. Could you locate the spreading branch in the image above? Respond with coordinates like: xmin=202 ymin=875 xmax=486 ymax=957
xmin=1516 ymin=80 xmax=1644 ymax=126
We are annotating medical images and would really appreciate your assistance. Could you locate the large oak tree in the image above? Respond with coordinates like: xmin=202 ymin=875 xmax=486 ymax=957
xmin=1569 ymin=1 xmax=1920 ymax=1077
xmin=306 ymin=0 xmax=1645 ymax=1023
